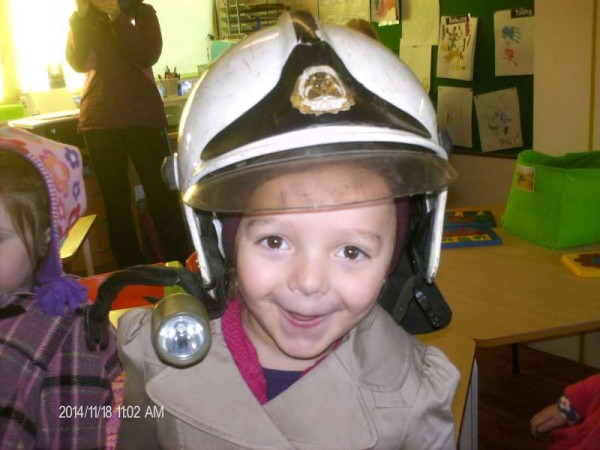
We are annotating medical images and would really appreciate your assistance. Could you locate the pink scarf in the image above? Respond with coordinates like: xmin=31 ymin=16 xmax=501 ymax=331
xmin=221 ymin=297 xmax=338 ymax=404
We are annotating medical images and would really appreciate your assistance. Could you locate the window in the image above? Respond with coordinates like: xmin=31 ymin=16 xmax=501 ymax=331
xmin=3 ymin=0 xmax=213 ymax=103
xmin=9 ymin=0 xmax=84 ymax=93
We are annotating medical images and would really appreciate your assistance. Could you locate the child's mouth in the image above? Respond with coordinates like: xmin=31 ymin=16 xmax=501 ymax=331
xmin=283 ymin=310 xmax=327 ymax=329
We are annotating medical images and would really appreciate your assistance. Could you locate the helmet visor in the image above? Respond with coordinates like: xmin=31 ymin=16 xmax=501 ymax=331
xmin=183 ymin=144 xmax=457 ymax=213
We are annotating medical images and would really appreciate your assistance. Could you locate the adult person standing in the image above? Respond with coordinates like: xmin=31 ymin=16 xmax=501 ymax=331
xmin=66 ymin=0 xmax=191 ymax=268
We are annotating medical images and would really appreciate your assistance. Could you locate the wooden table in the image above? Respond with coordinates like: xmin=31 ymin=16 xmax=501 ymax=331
xmin=437 ymin=206 xmax=600 ymax=347
xmin=60 ymin=214 xmax=96 ymax=276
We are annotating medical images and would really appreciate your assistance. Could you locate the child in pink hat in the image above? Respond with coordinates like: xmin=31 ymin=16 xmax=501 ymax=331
xmin=0 ymin=127 xmax=120 ymax=449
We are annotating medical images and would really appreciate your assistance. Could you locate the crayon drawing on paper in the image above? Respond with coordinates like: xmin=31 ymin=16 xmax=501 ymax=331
xmin=437 ymin=86 xmax=473 ymax=148
xmin=494 ymin=9 xmax=534 ymax=76
xmin=474 ymin=87 xmax=523 ymax=152
xmin=436 ymin=15 xmax=478 ymax=81
xmin=372 ymin=0 xmax=398 ymax=25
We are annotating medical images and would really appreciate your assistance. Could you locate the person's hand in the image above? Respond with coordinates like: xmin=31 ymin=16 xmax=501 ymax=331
xmin=91 ymin=0 xmax=121 ymax=20
xmin=530 ymin=404 xmax=567 ymax=437
xmin=75 ymin=0 xmax=91 ymax=17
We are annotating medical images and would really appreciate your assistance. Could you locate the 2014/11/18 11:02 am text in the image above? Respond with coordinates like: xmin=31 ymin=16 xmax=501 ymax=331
xmin=58 ymin=404 xmax=164 ymax=419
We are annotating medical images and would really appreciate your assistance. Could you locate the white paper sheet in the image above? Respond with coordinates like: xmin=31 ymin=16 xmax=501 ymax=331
xmin=437 ymin=86 xmax=473 ymax=148
xmin=399 ymin=45 xmax=432 ymax=93
xmin=400 ymin=0 xmax=439 ymax=46
xmin=436 ymin=15 xmax=478 ymax=81
xmin=494 ymin=8 xmax=534 ymax=76
xmin=318 ymin=0 xmax=370 ymax=25
xmin=284 ymin=0 xmax=319 ymax=18
xmin=474 ymin=87 xmax=523 ymax=152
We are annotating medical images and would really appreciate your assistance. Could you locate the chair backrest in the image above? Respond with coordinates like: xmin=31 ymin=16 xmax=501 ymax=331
xmin=77 ymin=259 xmax=198 ymax=310
xmin=78 ymin=269 xmax=165 ymax=310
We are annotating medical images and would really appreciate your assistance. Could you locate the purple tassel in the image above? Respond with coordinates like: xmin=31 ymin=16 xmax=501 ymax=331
xmin=35 ymin=276 xmax=88 ymax=316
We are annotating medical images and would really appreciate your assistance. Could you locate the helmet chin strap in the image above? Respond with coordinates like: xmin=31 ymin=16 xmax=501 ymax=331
xmin=378 ymin=195 xmax=452 ymax=334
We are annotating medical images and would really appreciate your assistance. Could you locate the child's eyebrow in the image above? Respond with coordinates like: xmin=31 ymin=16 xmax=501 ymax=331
xmin=344 ymin=228 xmax=383 ymax=244
xmin=243 ymin=218 xmax=282 ymax=231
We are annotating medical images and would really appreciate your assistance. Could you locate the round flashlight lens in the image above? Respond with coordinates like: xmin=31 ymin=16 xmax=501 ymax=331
xmin=157 ymin=315 xmax=205 ymax=360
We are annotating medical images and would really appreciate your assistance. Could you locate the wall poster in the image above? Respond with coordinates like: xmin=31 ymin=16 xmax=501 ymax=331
xmin=436 ymin=14 xmax=478 ymax=81
xmin=318 ymin=0 xmax=370 ymax=25
xmin=437 ymin=86 xmax=473 ymax=148
xmin=474 ymin=87 xmax=523 ymax=152
xmin=494 ymin=8 xmax=534 ymax=76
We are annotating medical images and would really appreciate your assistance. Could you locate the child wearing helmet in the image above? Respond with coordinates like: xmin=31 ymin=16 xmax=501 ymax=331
xmin=0 ymin=127 xmax=120 ymax=448
xmin=117 ymin=10 xmax=459 ymax=449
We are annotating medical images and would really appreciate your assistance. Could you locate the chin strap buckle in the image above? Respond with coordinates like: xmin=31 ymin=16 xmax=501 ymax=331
xmin=413 ymin=289 xmax=443 ymax=329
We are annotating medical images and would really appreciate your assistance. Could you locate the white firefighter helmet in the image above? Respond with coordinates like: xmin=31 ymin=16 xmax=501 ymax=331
xmin=166 ymin=10 xmax=456 ymax=331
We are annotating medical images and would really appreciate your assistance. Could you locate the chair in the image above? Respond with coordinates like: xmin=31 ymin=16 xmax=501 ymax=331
xmin=60 ymin=214 xmax=97 ymax=276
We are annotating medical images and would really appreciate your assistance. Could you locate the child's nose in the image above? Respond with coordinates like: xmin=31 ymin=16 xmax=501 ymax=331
xmin=288 ymin=251 xmax=329 ymax=297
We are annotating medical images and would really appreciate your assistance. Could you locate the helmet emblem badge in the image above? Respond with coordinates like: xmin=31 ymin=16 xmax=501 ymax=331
xmin=291 ymin=65 xmax=355 ymax=115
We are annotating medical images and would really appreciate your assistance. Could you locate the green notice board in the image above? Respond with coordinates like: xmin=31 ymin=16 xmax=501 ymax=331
xmin=375 ymin=0 xmax=534 ymax=157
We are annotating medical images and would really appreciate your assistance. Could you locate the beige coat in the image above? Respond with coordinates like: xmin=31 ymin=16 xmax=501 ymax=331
xmin=116 ymin=304 xmax=459 ymax=450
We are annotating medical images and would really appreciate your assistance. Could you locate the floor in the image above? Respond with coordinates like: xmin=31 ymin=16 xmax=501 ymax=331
xmin=475 ymin=344 xmax=599 ymax=450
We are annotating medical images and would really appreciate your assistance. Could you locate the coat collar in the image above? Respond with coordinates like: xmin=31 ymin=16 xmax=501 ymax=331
xmin=146 ymin=305 xmax=412 ymax=449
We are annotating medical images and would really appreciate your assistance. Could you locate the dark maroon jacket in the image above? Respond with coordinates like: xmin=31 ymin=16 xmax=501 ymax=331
xmin=66 ymin=3 xmax=167 ymax=130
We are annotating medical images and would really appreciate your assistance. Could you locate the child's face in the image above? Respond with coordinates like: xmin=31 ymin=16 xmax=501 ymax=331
xmin=0 ymin=199 xmax=35 ymax=294
xmin=235 ymin=165 xmax=397 ymax=368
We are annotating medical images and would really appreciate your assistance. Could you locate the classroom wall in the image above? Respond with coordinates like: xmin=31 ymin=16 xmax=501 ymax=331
xmin=533 ymin=0 xmax=598 ymax=154
xmin=151 ymin=0 xmax=214 ymax=77
xmin=446 ymin=155 xmax=515 ymax=208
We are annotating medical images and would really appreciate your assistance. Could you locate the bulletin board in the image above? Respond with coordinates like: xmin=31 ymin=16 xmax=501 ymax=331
xmin=375 ymin=0 xmax=534 ymax=157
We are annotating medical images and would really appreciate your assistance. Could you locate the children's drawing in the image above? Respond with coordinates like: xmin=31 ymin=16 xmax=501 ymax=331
xmin=436 ymin=86 xmax=473 ymax=148
xmin=474 ymin=87 xmax=523 ymax=152
xmin=400 ymin=0 xmax=439 ymax=46
xmin=399 ymin=45 xmax=431 ymax=93
xmin=436 ymin=15 xmax=478 ymax=81
xmin=318 ymin=0 xmax=370 ymax=25
xmin=494 ymin=9 xmax=534 ymax=76
xmin=371 ymin=0 xmax=399 ymax=25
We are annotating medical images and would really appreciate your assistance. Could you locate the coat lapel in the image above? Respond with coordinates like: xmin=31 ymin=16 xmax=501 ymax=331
xmin=262 ymin=306 xmax=411 ymax=449
xmin=146 ymin=338 xmax=296 ymax=450
xmin=264 ymin=355 xmax=378 ymax=449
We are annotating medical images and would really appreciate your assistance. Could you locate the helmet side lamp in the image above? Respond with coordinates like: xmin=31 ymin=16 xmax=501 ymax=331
xmin=152 ymin=292 xmax=212 ymax=368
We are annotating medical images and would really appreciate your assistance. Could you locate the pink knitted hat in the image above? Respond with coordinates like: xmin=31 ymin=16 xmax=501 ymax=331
xmin=0 ymin=127 xmax=88 ymax=315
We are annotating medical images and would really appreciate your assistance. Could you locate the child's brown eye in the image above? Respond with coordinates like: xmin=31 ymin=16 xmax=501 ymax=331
xmin=342 ymin=246 xmax=365 ymax=260
xmin=260 ymin=235 xmax=288 ymax=250
xmin=266 ymin=236 xmax=282 ymax=248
